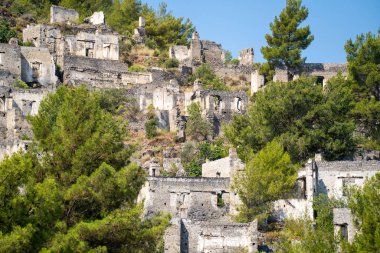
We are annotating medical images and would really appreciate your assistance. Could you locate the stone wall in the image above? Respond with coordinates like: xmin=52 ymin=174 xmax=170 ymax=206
xmin=50 ymin=6 xmax=79 ymax=24
xmin=138 ymin=177 xmax=231 ymax=221
xmin=20 ymin=47 xmax=57 ymax=86
xmin=202 ymin=148 xmax=244 ymax=178
xmin=0 ymin=43 xmax=21 ymax=80
xmin=238 ymin=48 xmax=254 ymax=66
xmin=333 ymin=208 xmax=356 ymax=243
xmin=65 ymin=31 xmax=119 ymax=61
xmin=314 ymin=160 xmax=380 ymax=199
xmin=23 ymin=25 xmax=63 ymax=65
xmin=63 ymin=56 xmax=152 ymax=88
xmin=200 ymin=40 xmax=224 ymax=67
xmin=12 ymin=88 xmax=49 ymax=116
xmin=181 ymin=219 xmax=258 ymax=253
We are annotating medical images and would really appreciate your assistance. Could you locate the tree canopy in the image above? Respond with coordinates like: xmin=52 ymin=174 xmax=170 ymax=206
xmin=0 ymin=86 xmax=169 ymax=252
xmin=261 ymin=0 xmax=314 ymax=80
xmin=233 ymin=140 xmax=298 ymax=222
xmin=345 ymin=31 xmax=380 ymax=150
xmin=225 ymin=76 xmax=356 ymax=163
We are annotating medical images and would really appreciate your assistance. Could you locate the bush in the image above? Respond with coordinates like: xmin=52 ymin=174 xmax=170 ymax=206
xmin=163 ymin=58 xmax=179 ymax=69
xmin=13 ymin=79 xmax=29 ymax=89
xmin=128 ymin=65 xmax=146 ymax=72
xmin=192 ymin=63 xmax=229 ymax=91
xmin=0 ymin=20 xmax=17 ymax=43
xmin=145 ymin=119 xmax=158 ymax=139
xmin=230 ymin=59 xmax=239 ymax=65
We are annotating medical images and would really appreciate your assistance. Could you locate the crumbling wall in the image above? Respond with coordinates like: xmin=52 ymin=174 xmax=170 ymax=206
xmin=23 ymin=25 xmax=63 ymax=64
xmin=181 ymin=219 xmax=258 ymax=253
xmin=139 ymin=177 xmax=231 ymax=221
xmin=251 ymin=70 xmax=265 ymax=94
xmin=200 ymin=40 xmax=224 ymax=67
xmin=314 ymin=160 xmax=380 ymax=199
xmin=12 ymin=88 xmax=49 ymax=116
xmin=50 ymin=6 xmax=79 ymax=24
xmin=20 ymin=47 xmax=57 ymax=86
xmin=64 ymin=56 xmax=151 ymax=88
xmin=189 ymin=32 xmax=202 ymax=66
xmin=66 ymin=31 xmax=119 ymax=61
xmin=333 ymin=208 xmax=356 ymax=243
xmin=238 ymin=48 xmax=254 ymax=66
xmin=0 ymin=43 xmax=21 ymax=81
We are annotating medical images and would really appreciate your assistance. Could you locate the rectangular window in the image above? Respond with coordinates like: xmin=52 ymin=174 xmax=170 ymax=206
xmin=340 ymin=225 xmax=348 ymax=240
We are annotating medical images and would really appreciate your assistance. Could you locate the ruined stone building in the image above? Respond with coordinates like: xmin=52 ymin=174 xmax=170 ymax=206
xmin=139 ymin=148 xmax=379 ymax=252
xmin=0 ymin=5 xmax=377 ymax=252
xmin=138 ymin=149 xmax=258 ymax=252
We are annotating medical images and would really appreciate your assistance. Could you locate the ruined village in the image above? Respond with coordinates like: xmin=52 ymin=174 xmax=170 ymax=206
xmin=0 ymin=1 xmax=379 ymax=253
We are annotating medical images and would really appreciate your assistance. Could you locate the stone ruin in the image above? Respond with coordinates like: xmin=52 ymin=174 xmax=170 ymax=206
xmin=138 ymin=148 xmax=258 ymax=252
xmin=0 ymin=5 xmax=373 ymax=252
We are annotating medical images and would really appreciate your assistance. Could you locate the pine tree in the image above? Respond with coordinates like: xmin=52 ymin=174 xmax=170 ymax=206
xmin=261 ymin=0 xmax=314 ymax=80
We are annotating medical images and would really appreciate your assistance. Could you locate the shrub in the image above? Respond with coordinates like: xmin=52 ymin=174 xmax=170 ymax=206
xmin=145 ymin=119 xmax=158 ymax=139
xmin=230 ymin=58 xmax=239 ymax=65
xmin=128 ymin=65 xmax=146 ymax=72
xmin=13 ymin=79 xmax=29 ymax=89
xmin=163 ymin=58 xmax=179 ymax=69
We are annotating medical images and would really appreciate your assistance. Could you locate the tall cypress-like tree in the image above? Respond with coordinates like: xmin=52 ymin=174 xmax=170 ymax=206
xmin=261 ymin=0 xmax=314 ymax=80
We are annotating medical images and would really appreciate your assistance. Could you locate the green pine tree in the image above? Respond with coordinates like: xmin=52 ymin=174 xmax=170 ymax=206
xmin=261 ymin=0 xmax=314 ymax=80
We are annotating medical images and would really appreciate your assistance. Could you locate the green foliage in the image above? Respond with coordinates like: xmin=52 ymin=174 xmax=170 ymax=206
xmin=224 ymin=50 xmax=232 ymax=63
xmin=28 ymin=86 xmax=130 ymax=184
xmin=275 ymin=195 xmax=344 ymax=253
xmin=191 ymin=63 xmax=229 ymax=91
xmin=345 ymin=172 xmax=380 ymax=252
xmin=41 ymin=205 xmax=170 ymax=252
xmin=345 ymin=31 xmax=380 ymax=149
xmin=345 ymin=31 xmax=380 ymax=100
xmin=143 ymin=3 xmax=194 ymax=50
xmin=230 ymin=58 xmax=239 ymax=65
xmin=13 ymin=79 xmax=29 ymax=89
xmin=225 ymin=76 xmax=356 ymax=163
xmin=145 ymin=119 xmax=158 ymax=139
xmin=261 ymin=0 xmax=314 ymax=80
xmin=0 ymin=86 xmax=169 ymax=251
xmin=128 ymin=64 xmax=146 ymax=72
xmin=233 ymin=140 xmax=298 ymax=221
xmin=107 ymin=1 xmax=194 ymax=50
xmin=0 ymin=20 xmax=17 ymax=43
xmin=162 ymin=58 xmax=179 ymax=68
xmin=181 ymin=139 xmax=229 ymax=177
xmin=186 ymin=102 xmax=213 ymax=141
xmin=60 ymin=0 xmax=113 ymax=20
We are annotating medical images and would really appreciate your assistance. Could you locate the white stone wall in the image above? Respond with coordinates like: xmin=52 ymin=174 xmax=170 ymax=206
xmin=50 ymin=6 xmax=79 ymax=24
xmin=20 ymin=47 xmax=57 ymax=86
xmin=66 ymin=32 xmax=119 ymax=61
xmin=315 ymin=160 xmax=380 ymax=199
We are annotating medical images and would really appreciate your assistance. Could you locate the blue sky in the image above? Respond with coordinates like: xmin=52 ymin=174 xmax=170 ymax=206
xmin=144 ymin=0 xmax=379 ymax=63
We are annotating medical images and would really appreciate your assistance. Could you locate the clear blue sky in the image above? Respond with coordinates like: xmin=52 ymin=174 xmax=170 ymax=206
xmin=144 ymin=0 xmax=379 ymax=63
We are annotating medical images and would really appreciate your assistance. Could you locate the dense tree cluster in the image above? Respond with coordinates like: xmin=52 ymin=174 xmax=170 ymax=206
xmin=0 ymin=86 xmax=169 ymax=252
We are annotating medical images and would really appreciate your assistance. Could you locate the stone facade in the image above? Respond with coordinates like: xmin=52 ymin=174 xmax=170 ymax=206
xmin=333 ymin=208 xmax=356 ymax=243
xmin=238 ymin=48 xmax=254 ymax=66
xmin=50 ymin=6 xmax=79 ymax=24
xmin=20 ymin=47 xmax=57 ymax=86
xmin=63 ymin=56 xmax=152 ymax=88
xmin=252 ymin=63 xmax=349 ymax=94
xmin=65 ymin=31 xmax=119 ymax=61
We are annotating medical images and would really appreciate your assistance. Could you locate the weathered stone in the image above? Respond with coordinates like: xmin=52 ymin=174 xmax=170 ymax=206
xmin=20 ymin=47 xmax=57 ymax=86
xmin=333 ymin=208 xmax=356 ymax=243
xmin=239 ymin=48 xmax=254 ymax=65
xmin=50 ymin=6 xmax=79 ymax=24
